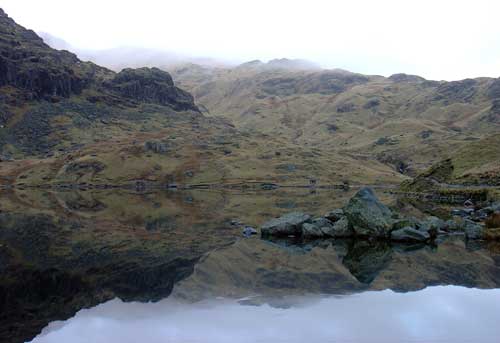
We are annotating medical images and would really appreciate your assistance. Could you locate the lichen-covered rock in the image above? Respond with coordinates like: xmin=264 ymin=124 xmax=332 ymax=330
xmin=328 ymin=217 xmax=354 ymax=238
xmin=261 ymin=212 xmax=311 ymax=237
xmin=343 ymin=188 xmax=393 ymax=238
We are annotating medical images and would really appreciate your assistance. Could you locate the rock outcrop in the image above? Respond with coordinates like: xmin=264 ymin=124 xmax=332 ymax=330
xmin=106 ymin=68 xmax=199 ymax=111
xmin=0 ymin=9 xmax=105 ymax=100
xmin=343 ymin=188 xmax=394 ymax=238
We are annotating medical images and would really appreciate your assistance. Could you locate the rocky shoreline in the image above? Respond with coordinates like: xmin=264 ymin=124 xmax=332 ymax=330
xmin=259 ymin=188 xmax=500 ymax=242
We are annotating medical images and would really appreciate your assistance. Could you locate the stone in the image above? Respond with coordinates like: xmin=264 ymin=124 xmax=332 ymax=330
xmin=261 ymin=212 xmax=311 ymax=237
xmin=324 ymin=209 xmax=344 ymax=222
xmin=464 ymin=220 xmax=485 ymax=240
xmin=451 ymin=209 xmax=474 ymax=217
xmin=302 ymin=223 xmax=325 ymax=238
xmin=343 ymin=188 xmax=393 ymax=238
xmin=243 ymin=226 xmax=257 ymax=237
xmin=391 ymin=227 xmax=430 ymax=242
xmin=327 ymin=217 xmax=354 ymax=238
xmin=419 ymin=216 xmax=446 ymax=238
xmin=392 ymin=217 xmax=420 ymax=231
xmin=144 ymin=141 xmax=168 ymax=154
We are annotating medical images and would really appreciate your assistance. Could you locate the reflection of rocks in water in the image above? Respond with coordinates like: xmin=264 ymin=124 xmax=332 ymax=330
xmin=172 ymin=238 xmax=365 ymax=302
xmin=0 ymin=212 xmax=236 ymax=343
xmin=262 ymin=236 xmax=333 ymax=254
xmin=63 ymin=193 xmax=106 ymax=212
xmin=341 ymin=240 xmax=393 ymax=284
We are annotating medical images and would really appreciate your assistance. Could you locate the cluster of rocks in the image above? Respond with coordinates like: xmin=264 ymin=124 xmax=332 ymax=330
xmin=261 ymin=188 xmax=499 ymax=243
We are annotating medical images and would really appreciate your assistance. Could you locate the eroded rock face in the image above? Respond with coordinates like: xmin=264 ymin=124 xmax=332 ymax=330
xmin=0 ymin=9 xmax=100 ymax=100
xmin=106 ymin=68 xmax=199 ymax=112
xmin=343 ymin=188 xmax=394 ymax=238
xmin=434 ymin=79 xmax=477 ymax=103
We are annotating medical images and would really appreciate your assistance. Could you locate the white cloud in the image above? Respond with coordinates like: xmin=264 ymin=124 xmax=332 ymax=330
xmin=2 ymin=0 xmax=499 ymax=80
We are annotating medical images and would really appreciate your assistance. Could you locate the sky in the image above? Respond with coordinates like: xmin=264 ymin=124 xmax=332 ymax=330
xmin=2 ymin=0 xmax=500 ymax=80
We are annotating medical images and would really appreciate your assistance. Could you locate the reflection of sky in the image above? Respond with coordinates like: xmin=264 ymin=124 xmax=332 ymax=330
xmin=30 ymin=286 xmax=500 ymax=343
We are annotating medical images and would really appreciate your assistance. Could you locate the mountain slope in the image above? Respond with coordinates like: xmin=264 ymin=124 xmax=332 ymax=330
xmin=402 ymin=134 xmax=500 ymax=191
xmin=169 ymin=62 xmax=500 ymax=177
xmin=0 ymin=9 xmax=402 ymax=187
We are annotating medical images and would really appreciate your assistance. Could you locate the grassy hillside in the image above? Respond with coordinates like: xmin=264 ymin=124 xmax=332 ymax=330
xmin=0 ymin=9 xmax=403 ymax=187
xmin=169 ymin=61 xmax=500 ymax=178
xmin=402 ymin=134 xmax=500 ymax=192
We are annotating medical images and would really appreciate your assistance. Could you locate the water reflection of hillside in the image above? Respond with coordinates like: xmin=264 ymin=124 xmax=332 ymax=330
xmin=1 ymin=188 xmax=500 ymax=343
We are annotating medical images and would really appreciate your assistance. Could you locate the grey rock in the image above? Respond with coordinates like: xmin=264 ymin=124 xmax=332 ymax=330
xmin=451 ymin=208 xmax=474 ymax=217
xmin=302 ymin=223 xmax=325 ymax=238
xmin=343 ymin=188 xmax=393 ymax=238
xmin=261 ymin=212 xmax=311 ymax=237
xmin=328 ymin=217 xmax=354 ymax=238
xmin=311 ymin=217 xmax=334 ymax=228
xmin=324 ymin=209 xmax=344 ymax=222
xmin=419 ymin=216 xmax=446 ymax=238
xmin=392 ymin=217 xmax=420 ymax=231
xmin=464 ymin=220 xmax=485 ymax=240
xmin=444 ymin=219 xmax=466 ymax=232
xmin=144 ymin=141 xmax=168 ymax=154
xmin=391 ymin=227 xmax=430 ymax=242
xmin=243 ymin=226 xmax=257 ymax=237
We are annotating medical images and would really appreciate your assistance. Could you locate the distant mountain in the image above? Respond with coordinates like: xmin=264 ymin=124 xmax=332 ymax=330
xmin=236 ymin=58 xmax=322 ymax=71
xmin=169 ymin=62 xmax=500 ymax=179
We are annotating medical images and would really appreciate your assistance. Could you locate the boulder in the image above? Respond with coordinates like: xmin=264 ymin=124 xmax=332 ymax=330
xmin=392 ymin=217 xmax=420 ymax=231
xmin=391 ymin=227 xmax=430 ymax=243
xmin=343 ymin=188 xmax=393 ymax=238
xmin=302 ymin=218 xmax=334 ymax=238
xmin=324 ymin=209 xmax=344 ymax=222
xmin=328 ymin=217 xmax=354 ymax=238
xmin=261 ymin=212 xmax=311 ymax=237
xmin=419 ymin=216 xmax=446 ymax=238
xmin=302 ymin=223 xmax=325 ymax=238
xmin=464 ymin=220 xmax=485 ymax=240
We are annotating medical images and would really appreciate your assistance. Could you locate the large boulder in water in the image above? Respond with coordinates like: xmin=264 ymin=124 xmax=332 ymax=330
xmin=261 ymin=212 xmax=311 ymax=237
xmin=343 ymin=188 xmax=393 ymax=238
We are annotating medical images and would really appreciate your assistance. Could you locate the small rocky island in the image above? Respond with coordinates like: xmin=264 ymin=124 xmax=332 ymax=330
xmin=260 ymin=188 xmax=500 ymax=243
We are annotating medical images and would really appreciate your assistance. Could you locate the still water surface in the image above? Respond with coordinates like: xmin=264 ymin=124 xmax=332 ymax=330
xmin=31 ymin=287 xmax=500 ymax=343
xmin=0 ymin=188 xmax=499 ymax=343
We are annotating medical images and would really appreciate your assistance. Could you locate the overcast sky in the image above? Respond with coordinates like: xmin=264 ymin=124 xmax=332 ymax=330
xmin=2 ymin=0 xmax=500 ymax=80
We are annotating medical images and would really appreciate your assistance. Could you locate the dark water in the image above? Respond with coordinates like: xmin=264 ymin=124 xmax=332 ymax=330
xmin=1 ymin=188 xmax=500 ymax=343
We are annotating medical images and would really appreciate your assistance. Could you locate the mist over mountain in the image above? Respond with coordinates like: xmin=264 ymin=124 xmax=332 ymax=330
xmin=38 ymin=32 xmax=234 ymax=72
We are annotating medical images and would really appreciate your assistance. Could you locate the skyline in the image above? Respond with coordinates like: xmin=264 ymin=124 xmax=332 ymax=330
xmin=1 ymin=0 xmax=500 ymax=81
